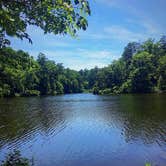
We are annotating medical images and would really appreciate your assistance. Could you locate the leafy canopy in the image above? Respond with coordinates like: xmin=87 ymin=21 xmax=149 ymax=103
xmin=0 ymin=0 xmax=91 ymax=47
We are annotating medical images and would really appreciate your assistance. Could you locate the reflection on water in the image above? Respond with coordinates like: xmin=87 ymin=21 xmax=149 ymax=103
xmin=0 ymin=94 xmax=166 ymax=166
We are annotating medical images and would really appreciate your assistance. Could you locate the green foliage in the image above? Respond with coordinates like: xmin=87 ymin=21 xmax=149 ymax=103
xmin=0 ymin=0 xmax=91 ymax=47
xmin=55 ymin=81 xmax=64 ymax=94
xmin=1 ymin=150 xmax=31 ymax=166
xmin=157 ymin=55 xmax=166 ymax=91
xmin=159 ymin=35 xmax=166 ymax=55
xmin=129 ymin=52 xmax=155 ymax=93
xmin=99 ymin=88 xmax=112 ymax=95
xmin=73 ymin=37 xmax=166 ymax=95
xmin=93 ymin=86 xmax=99 ymax=95
xmin=0 ymin=36 xmax=166 ymax=97
xmin=145 ymin=163 xmax=151 ymax=166
xmin=120 ymin=80 xmax=132 ymax=93
xmin=81 ymin=36 xmax=166 ymax=95
xmin=0 ymin=47 xmax=85 ymax=97
xmin=22 ymin=90 xmax=40 ymax=97
xmin=0 ymin=84 xmax=11 ymax=97
xmin=122 ymin=42 xmax=141 ymax=62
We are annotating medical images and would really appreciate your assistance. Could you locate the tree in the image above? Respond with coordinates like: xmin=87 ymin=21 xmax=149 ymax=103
xmin=158 ymin=55 xmax=166 ymax=91
xmin=122 ymin=42 xmax=141 ymax=63
xmin=1 ymin=37 xmax=166 ymax=97
xmin=37 ymin=53 xmax=57 ymax=95
xmin=0 ymin=47 xmax=40 ymax=96
xmin=129 ymin=52 xmax=155 ymax=93
xmin=0 ymin=0 xmax=91 ymax=47
xmin=159 ymin=35 xmax=166 ymax=55
xmin=142 ymin=39 xmax=160 ymax=56
xmin=111 ymin=60 xmax=126 ymax=88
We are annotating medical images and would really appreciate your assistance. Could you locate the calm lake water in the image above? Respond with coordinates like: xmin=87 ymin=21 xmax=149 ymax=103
xmin=0 ymin=93 xmax=166 ymax=166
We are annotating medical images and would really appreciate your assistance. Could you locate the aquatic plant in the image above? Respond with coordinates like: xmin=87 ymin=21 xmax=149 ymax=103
xmin=145 ymin=163 xmax=151 ymax=166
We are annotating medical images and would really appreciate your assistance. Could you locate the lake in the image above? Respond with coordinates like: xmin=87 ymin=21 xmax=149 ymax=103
xmin=0 ymin=93 xmax=166 ymax=166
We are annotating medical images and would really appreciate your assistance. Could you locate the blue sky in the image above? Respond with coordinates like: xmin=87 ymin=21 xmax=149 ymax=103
xmin=10 ymin=0 xmax=166 ymax=70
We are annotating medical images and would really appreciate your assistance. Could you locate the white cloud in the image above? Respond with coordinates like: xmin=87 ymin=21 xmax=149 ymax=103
xmin=88 ymin=26 xmax=147 ymax=43
xmin=75 ymin=49 xmax=117 ymax=59
xmin=29 ymin=49 xmax=120 ymax=70
xmin=103 ymin=26 xmax=145 ymax=42
xmin=63 ymin=59 xmax=107 ymax=70
xmin=126 ymin=19 xmax=163 ymax=36
xmin=97 ymin=0 xmax=164 ymax=39
xmin=85 ymin=21 xmax=163 ymax=42
xmin=31 ymin=49 xmax=118 ymax=59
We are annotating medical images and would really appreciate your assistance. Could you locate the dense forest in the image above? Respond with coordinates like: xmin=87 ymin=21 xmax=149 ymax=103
xmin=86 ymin=36 xmax=166 ymax=94
xmin=0 ymin=48 xmax=85 ymax=97
xmin=0 ymin=36 xmax=166 ymax=97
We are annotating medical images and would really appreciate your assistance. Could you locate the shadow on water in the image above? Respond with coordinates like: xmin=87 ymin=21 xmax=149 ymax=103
xmin=0 ymin=93 xmax=166 ymax=166
xmin=0 ymin=97 xmax=69 ymax=148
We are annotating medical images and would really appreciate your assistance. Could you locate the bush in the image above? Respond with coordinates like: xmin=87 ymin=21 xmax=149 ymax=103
xmin=22 ymin=90 xmax=40 ymax=97
xmin=145 ymin=163 xmax=151 ymax=166
xmin=158 ymin=75 xmax=166 ymax=92
xmin=1 ymin=150 xmax=31 ymax=166
xmin=98 ymin=88 xmax=112 ymax=95
xmin=0 ymin=84 xmax=11 ymax=97
xmin=112 ymin=86 xmax=121 ymax=94
xmin=120 ymin=80 xmax=132 ymax=93
xmin=93 ymin=86 xmax=99 ymax=94
xmin=55 ymin=81 xmax=64 ymax=94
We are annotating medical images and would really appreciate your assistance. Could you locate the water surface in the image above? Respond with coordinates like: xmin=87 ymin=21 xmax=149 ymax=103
xmin=0 ymin=93 xmax=166 ymax=166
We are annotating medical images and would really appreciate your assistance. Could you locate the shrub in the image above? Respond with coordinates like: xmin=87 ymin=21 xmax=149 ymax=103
xmin=22 ymin=90 xmax=40 ymax=97
xmin=93 ymin=86 xmax=99 ymax=94
xmin=120 ymin=80 xmax=132 ymax=93
xmin=0 ymin=84 xmax=11 ymax=97
xmin=1 ymin=150 xmax=31 ymax=166
xmin=98 ymin=88 xmax=112 ymax=95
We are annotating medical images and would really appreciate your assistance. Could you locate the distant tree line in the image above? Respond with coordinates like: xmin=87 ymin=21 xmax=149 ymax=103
xmin=0 ymin=36 xmax=166 ymax=97
xmin=0 ymin=48 xmax=85 ymax=97
xmin=81 ymin=36 xmax=166 ymax=94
